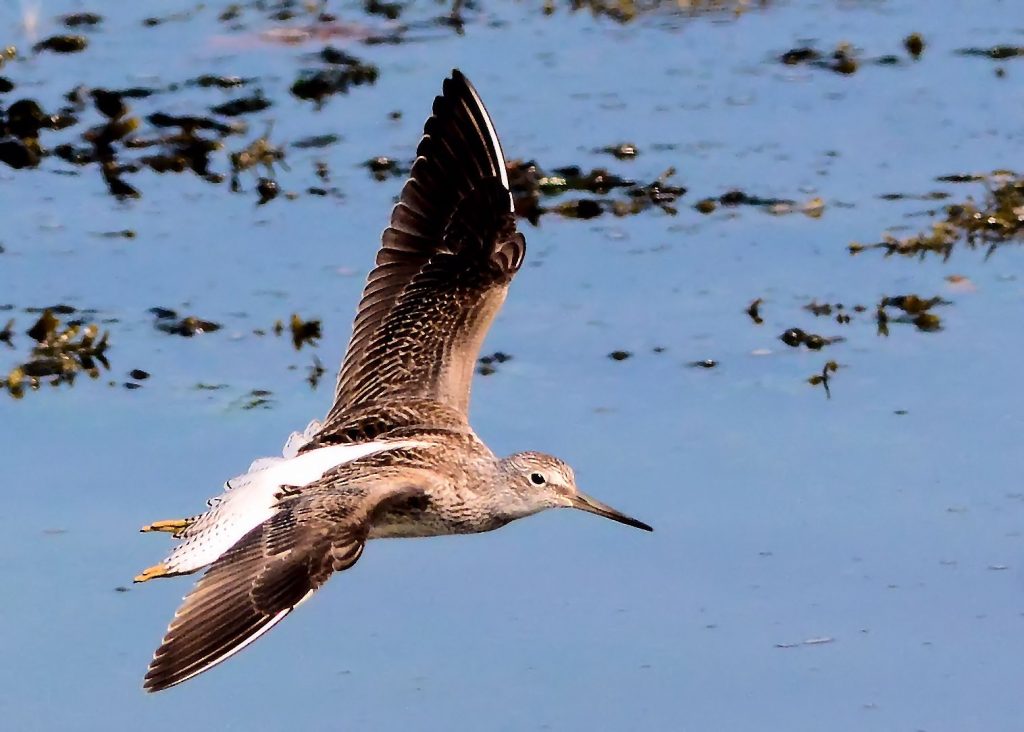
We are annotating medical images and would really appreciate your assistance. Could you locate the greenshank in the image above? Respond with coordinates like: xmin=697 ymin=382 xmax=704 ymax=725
xmin=137 ymin=69 xmax=651 ymax=693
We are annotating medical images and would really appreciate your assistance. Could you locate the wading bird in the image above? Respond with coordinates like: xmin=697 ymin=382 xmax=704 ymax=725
xmin=136 ymin=69 xmax=651 ymax=693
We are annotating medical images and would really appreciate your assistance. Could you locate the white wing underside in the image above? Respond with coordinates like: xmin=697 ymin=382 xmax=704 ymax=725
xmin=160 ymin=420 xmax=426 ymax=575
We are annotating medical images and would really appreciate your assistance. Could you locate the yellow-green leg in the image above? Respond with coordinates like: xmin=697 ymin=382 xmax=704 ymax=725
xmin=140 ymin=518 xmax=191 ymax=535
xmin=134 ymin=563 xmax=171 ymax=583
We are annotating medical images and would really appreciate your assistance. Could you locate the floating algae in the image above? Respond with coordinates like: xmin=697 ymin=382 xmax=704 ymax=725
xmin=275 ymin=314 xmax=321 ymax=351
xmin=150 ymin=308 xmax=221 ymax=337
xmin=849 ymin=172 xmax=1024 ymax=260
xmin=2 ymin=311 xmax=111 ymax=399
xmin=807 ymin=361 xmax=840 ymax=400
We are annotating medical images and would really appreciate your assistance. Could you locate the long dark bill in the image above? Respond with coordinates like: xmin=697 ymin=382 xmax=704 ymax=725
xmin=570 ymin=492 xmax=653 ymax=532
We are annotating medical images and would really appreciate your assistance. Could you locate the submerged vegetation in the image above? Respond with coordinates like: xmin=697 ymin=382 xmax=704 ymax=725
xmin=850 ymin=172 xmax=1024 ymax=259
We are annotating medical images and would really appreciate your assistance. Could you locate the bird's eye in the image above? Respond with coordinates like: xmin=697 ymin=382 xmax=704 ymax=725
xmin=529 ymin=472 xmax=546 ymax=486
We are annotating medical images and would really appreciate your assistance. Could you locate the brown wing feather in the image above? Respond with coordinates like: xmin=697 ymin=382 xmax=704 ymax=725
xmin=143 ymin=485 xmax=423 ymax=692
xmin=331 ymin=70 xmax=525 ymax=420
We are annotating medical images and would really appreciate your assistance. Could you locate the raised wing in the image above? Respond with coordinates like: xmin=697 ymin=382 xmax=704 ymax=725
xmin=330 ymin=69 xmax=525 ymax=421
xmin=143 ymin=483 xmax=423 ymax=692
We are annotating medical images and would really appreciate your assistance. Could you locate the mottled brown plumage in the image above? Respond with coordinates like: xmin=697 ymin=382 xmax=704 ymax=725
xmin=140 ymin=70 xmax=649 ymax=694
xmin=330 ymin=71 xmax=525 ymax=419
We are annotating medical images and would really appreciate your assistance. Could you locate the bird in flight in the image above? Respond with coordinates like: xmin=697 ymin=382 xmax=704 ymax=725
xmin=136 ymin=69 xmax=651 ymax=693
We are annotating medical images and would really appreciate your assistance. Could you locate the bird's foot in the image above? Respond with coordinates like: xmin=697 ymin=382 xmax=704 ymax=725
xmin=140 ymin=518 xmax=191 ymax=536
xmin=134 ymin=563 xmax=171 ymax=583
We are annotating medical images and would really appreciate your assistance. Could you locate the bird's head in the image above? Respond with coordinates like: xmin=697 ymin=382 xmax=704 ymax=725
xmin=499 ymin=451 xmax=652 ymax=531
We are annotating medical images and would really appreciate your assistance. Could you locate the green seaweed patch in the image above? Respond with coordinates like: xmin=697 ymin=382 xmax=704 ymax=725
xmin=2 ymin=310 xmax=110 ymax=398
xmin=850 ymin=172 xmax=1024 ymax=259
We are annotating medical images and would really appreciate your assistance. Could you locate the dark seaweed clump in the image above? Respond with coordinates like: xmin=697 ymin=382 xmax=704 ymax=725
xmin=230 ymin=125 xmax=287 ymax=196
xmin=694 ymin=191 xmax=823 ymax=217
xmin=150 ymin=308 xmax=221 ymax=337
xmin=233 ymin=388 xmax=274 ymax=410
xmin=807 ymin=361 xmax=839 ymax=399
xmin=363 ymin=156 xmax=408 ymax=181
xmin=33 ymin=35 xmax=88 ymax=54
xmin=876 ymin=295 xmax=947 ymax=336
xmin=803 ymin=300 xmax=860 ymax=325
xmin=0 ymin=85 xmax=243 ymax=197
xmin=505 ymin=160 xmax=685 ymax=222
xmin=849 ymin=172 xmax=1024 ymax=259
xmin=0 ymin=97 xmax=78 ymax=170
xmin=779 ymin=327 xmax=841 ymax=350
xmin=274 ymin=315 xmax=322 ymax=350
xmin=558 ymin=0 xmax=769 ymax=23
xmin=746 ymin=298 xmax=763 ymax=324
xmin=779 ymin=39 xmax=916 ymax=75
xmin=956 ymin=46 xmax=1024 ymax=60
xmin=291 ymin=47 xmax=379 ymax=104
xmin=2 ymin=310 xmax=110 ymax=399
xmin=0 ymin=40 xmax=374 ymax=201
xmin=62 ymin=12 xmax=103 ymax=28
xmin=210 ymin=91 xmax=271 ymax=117
xmin=477 ymin=351 xmax=512 ymax=376
xmin=599 ymin=142 xmax=639 ymax=159
xmin=363 ymin=156 xmax=685 ymax=221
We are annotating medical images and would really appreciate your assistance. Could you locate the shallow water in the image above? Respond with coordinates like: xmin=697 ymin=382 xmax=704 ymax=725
xmin=3 ymin=0 xmax=1024 ymax=729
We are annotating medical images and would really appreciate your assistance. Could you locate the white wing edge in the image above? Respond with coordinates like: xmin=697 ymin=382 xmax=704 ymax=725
xmin=163 ymin=439 xmax=428 ymax=575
